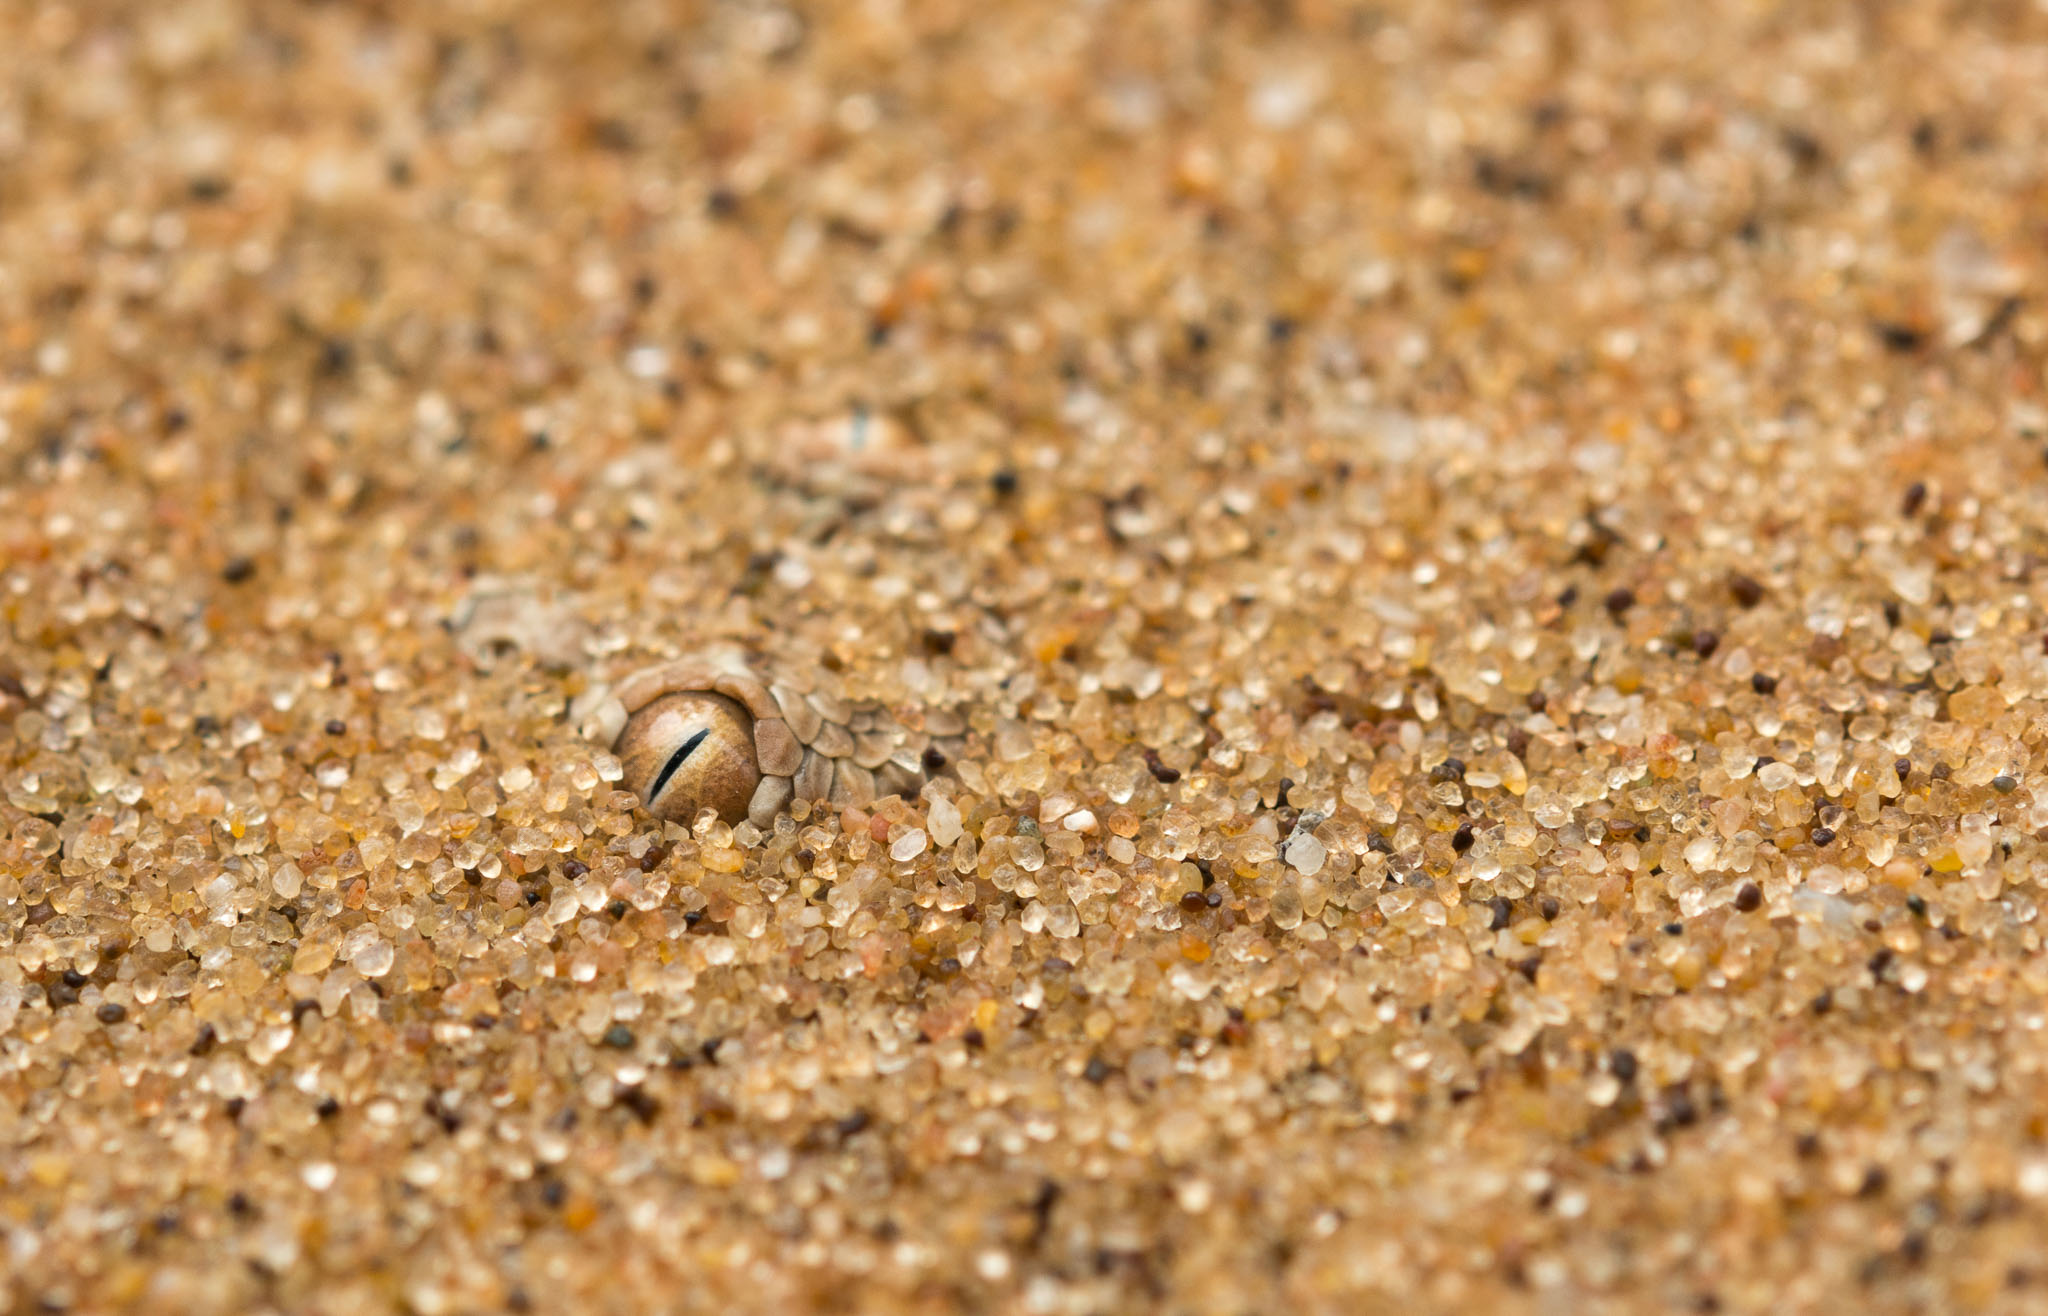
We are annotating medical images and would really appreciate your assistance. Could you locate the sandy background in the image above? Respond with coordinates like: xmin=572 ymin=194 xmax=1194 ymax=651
xmin=3 ymin=1 xmax=2048 ymax=1312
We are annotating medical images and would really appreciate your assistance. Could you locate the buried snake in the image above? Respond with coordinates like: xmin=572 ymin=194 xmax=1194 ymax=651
xmin=572 ymin=651 xmax=970 ymax=829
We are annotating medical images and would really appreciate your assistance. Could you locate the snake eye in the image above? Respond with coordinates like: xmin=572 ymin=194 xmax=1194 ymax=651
xmin=614 ymin=692 xmax=760 ymax=824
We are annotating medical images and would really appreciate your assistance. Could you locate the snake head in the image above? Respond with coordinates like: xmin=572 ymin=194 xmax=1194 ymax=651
xmin=578 ymin=652 xmax=958 ymax=827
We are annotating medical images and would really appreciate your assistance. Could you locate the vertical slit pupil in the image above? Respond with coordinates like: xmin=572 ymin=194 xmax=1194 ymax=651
xmin=648 ymin=728 xmax=710 ymax=803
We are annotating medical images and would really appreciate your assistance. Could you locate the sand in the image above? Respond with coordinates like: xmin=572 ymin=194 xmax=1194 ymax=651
xmin=3 ymin=1 xmax=2048 ymax=1311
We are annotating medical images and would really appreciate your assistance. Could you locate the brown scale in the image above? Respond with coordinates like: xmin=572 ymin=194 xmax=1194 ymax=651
xmin=586 ymin=654 xmax=957 ymax=826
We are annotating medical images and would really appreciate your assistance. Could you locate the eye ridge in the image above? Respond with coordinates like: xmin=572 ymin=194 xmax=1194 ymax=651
xmin=647 ymin=728 xmax=711 ymax=804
